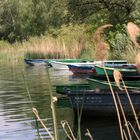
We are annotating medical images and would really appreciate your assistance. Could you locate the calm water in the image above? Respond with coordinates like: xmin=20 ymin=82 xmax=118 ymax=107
xmin=0 ymin=61 xmax=121 ymax=140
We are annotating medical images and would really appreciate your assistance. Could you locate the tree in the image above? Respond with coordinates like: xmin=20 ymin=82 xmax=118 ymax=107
xmin=68 ymin=0 xmax=139 ymax=25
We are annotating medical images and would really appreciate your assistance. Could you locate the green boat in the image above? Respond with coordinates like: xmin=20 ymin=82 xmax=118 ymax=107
xmin=87 ymin=78 xmax=140 ymax=90
xmin=95 ymin=65 xmax=138 ymax=76
xmin=45 ymin=59 xmax=92 ymax=66
xmin=54 ymin=83 xmax=91 ymax=94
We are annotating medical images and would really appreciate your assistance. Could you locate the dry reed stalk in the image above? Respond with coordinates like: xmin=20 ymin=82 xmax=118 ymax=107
xmin=93 ymin=24 xmax=113 ymax=61
xmin=85 ymin=129 xmax=94 ymax=140
xmin=121 ymin=78 xmax=140 ymax=131
xmin=128 ymin=121 xmax=140 ymax=140
xmin=32 ymin=107 xmax=55 ymax=140
xmin=116 ymin=92 xmax=132 ymax=140
xmin=123 ymin=129 xmax=128 ymax=140
xmin=135 ymin=52 xmax=140 ymax=72
xmin=103 ymin=68 xmax=124 ymax=140
xmin=68 ymin=40 xmax=83 ymax=59
xmin=61 ymin=120 xmax=76 ymax=140
xmin=127 ymin=22 xmax=140 ymax=73
xmin=127 ymin=22 xmax=140 ymax=48
xmin=113 ymin=70 xmax=123 ymax=90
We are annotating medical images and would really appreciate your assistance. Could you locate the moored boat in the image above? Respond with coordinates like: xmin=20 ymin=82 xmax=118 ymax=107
xmin=51 ymin=61 xmax=94 ymax=70
xmin=67 ymin=60 xmax=129 ymax=75
xmin=65 ymin=89 xmax=140 ymax=116
xmin=51 ymin=60 xmax=128 ymax=70
xmin=90 ymin=74 xmax=140 ymax=81
xmin=24 ymin=58 xmax=47 ymax=66
xmin=24 ymin=58 xmax=89 ymax=66
xmin=87 ymin=78 xmax=140 ymax=90
xmin=67 ymin=64 xmax=95 ymax=74
xmin=55 ymin=83 xmax=90 ymax=94
xmin=95 ymin=65 xmax=137 ymax=76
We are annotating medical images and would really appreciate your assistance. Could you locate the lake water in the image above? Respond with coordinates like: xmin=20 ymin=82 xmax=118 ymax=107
xmin=0 ymin=61 xmax=121 ymax=140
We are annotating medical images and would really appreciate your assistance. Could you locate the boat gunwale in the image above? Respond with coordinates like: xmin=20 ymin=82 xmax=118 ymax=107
xmin=87 ymin=77 xmax=140 ymax=90
xmin=95 ymin=65 xmax=137 ymax=72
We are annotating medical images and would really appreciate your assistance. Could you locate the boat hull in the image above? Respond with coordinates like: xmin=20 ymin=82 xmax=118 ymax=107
xmin=90 ymin=74 xmax=140 ymax=81
xmin=95 ymin=65 xmax=137 ymax=76
xmin=24 ymin=59 xmax=47 ymax=66
xmin=55 ymin=83 xmax=91 ymax=94
xmin=66 ymin=89 xmax=140 ymax=116
xmin=68 ymin=64 xmax=95 ymax=74
xmin=87 ymin=78 xmax=140 ymax=90
xmin=51 ymin=61 xmax=95 ymax=70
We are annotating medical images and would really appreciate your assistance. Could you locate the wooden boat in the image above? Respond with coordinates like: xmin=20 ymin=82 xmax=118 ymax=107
xmin=55 ymin=83 xmax=90 ymax=94
xmin=45 ymin=59 xmax=86 ymax=66
xmin=65 ymin=89 xmax=140 ymax=116
xmin=51 ymin=61 xmax=94 ymax=70
xmin=24 ymin=58 xmax=87 ymax=66
xmin=95 ymin=65 xmax=137 ymax=76
xmin=67 ymin=60 xmax=129 ymax=74
xmin=51 ymin=60 xmax=128 ymax=70
xmin=87 ymin=78 xmax=140 ymax=90
xmin=90 ymin=74 xmax=140 ymax=81
xmin=24 ymin=58 xmax=48 ymax=66
xmin=67 ymin=64 xmax=95 ymax=74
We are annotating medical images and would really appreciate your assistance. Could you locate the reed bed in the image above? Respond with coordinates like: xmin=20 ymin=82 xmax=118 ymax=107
xmin=94 ymin=23 xmax=140 ymax=140
xmin=23 ymin=35 xmax=93 ymax=60
xmin=0 ymin=41 xmax=25 ymax=63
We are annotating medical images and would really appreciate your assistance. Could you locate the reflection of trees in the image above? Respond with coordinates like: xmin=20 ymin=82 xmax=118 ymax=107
xmin=0 ymin=63 xmax=52 ymax=138
xmin=0 ymin=62 xmax=74 ymax=139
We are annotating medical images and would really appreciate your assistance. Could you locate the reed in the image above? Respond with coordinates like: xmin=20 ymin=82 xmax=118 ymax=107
xmin=61 ymin=120 xmax=76 ymax=140
xmin=93 ymin=24 xmax=113 ymax=61
xmin=93 ymin=24 xmax=124 ymax=139
xmin=0 ymin=41 xmax=25 ymax=63
xmin=23 ymin=24 xmax=93 ymax=60
xmin=104 ymin=67 xmax=124 ymax=140
xmin=46 ymin=69 xmax=59 ymax=140
xmin=123 ymin=130 xmax=128 ymax=140
xmin=22 ymin=73 xmax=47 ymax=140
xmin=127 ymin=22 xmax=140 ymax=49
xmin=116 ymin=92 xmax=132 ymax=140
xmin=85 ymin=129 xmax=94 ymax=140
xmin=127 ymin=121 xmax=140 ymax=139
xmin=121 ymin=77 xmax=140 ymax=131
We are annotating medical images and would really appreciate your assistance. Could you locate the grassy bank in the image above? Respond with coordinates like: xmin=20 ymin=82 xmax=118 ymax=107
xmin=0 ymin=24 xmax=138 ymax=63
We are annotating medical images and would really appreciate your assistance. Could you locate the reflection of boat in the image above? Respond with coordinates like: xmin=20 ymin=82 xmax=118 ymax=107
xmin=57 ymin=97 xmax=71 ymax=108
xmin=55 ymin=83 xmax=90 ymax=94
xmin=24 ymin=59 xmax=47 ymax=66
xmin=87 ymin=78 xmax=140 ymax=90
xmin=66 ymin=89 xmax=140 ymax=116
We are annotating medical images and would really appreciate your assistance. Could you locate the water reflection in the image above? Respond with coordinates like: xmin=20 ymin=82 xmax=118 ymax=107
xmin=0 ymin=62 xmax=125 ymax=140
xmin=0 ymin=63 xmax=73 ymax=140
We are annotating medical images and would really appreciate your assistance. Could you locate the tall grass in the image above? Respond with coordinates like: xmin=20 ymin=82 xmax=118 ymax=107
xmin=23 ymin=25 xmax=95 ymax=60
xmin=0 ymin=41 xmax=25 ymax=63
xmin=0 ymin=23 xmax=139 ymax=62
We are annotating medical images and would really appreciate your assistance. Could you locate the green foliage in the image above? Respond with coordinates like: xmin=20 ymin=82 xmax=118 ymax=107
xmin=67 ymin=0 xmax=139 ymax=25
xmin=0 ymin=0 xmax=68 ymax=42
xmin=106 ymin=24 xmax=137 ymax=61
